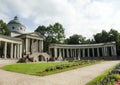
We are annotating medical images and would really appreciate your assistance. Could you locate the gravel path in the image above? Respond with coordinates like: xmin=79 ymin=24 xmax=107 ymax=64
xmin=0 ymin=61 xmax=119 ymax=85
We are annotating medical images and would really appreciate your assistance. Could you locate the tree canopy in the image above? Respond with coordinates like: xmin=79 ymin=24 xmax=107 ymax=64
xmin=0 ymin=20 xmax=10 ymax=36
xmin=93 ymin=29 xmax=120 ymax=43
xmin=65 ymin=34 xmax=92 ymax=44
xmin=93 ymin=29 xmax=120 ymax=55
xmin=35 ymin=22 xmax=120 ymax=55
xmin=35 ymin=22 xmax=65 ymax=52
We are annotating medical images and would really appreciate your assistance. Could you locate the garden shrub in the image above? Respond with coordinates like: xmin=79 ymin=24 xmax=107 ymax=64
xmin=43 ymin=60 xmax=99 ymax=73
xmin=45 ymin=66 xmax=56 ymax=72
xmin=56 ymin=65 xmax=64 ymax=69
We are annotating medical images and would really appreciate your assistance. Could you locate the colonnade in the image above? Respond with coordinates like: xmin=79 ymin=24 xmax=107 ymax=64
xmin=0 ymin=36 xmax=22 ymax=59
xmin=49 ymin=42 xmax=117 ymax=60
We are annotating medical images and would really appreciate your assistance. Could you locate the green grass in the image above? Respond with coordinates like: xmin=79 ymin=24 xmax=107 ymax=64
xmin=2 ymin=60 xmax=103 ymax=76
xmin=85 ymin=63 xmax=120 ymax=85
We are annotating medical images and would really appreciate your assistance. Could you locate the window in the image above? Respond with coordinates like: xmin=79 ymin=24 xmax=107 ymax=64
xmin=12 ymin=27 xmax=15 ymax=29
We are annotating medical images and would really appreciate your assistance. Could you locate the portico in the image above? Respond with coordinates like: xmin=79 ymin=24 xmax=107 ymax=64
xmin=49 ymin=42 xmax=117 ymax=60
xmin=15 ymin=32 xmax=44 ymax=55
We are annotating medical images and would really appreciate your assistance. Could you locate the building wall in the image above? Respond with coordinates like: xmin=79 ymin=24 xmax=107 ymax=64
xmin=8 ymin=24 xmax=26 ymax=33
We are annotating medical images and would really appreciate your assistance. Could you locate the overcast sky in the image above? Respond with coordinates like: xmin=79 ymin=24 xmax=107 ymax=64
xmin=0 ymin=0 xmax=120 ymax=38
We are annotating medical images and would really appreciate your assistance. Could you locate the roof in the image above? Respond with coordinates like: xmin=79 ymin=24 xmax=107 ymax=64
xmin=49 ymin=42 xmax=116 ymax=48
xmin=15 ymin=32 xmax=44 ymax=40
xmin=8 ymin=16 xmax=25 ymax=27
xmin=0 ymin=34 xmax=22 ymax=43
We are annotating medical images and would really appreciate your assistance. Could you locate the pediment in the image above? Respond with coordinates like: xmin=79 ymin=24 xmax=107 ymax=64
xmin=27 ymin=32 xmax=44 ymax=38
xmin=29 ymin=33 xmax=40 ymax=37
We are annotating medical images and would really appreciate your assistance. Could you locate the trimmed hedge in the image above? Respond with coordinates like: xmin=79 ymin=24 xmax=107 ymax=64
xmin=44 ymin=60 xmax=99 ymax=72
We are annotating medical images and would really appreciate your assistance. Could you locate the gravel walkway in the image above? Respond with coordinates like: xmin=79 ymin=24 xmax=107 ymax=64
xmin=0 ymin=61 xmax=119 ymax=85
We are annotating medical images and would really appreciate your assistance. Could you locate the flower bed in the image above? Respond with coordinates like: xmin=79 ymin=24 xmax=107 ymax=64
xmin=86 ymin=63 xmax=120 ymax=85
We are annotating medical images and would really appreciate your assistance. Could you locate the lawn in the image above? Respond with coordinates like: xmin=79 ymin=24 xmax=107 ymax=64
xmin=2 ymin=60 xmax=103 ymax=76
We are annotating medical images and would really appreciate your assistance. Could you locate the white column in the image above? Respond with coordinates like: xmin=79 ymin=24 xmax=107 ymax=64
xmin=20 ymin=44 xmax=22 ymax=58
xmin=82 ymin=49 xmax=85 ymax=57
xmin=102 ymin=47 xmax=105 ymax=56
xmin=59 ymin=48 xmax=61 ymax=57
xmin=10 ymin=43 xmax=13 ymax=59
xmin=105 ymin=47 xmax=108 ymax=56
xmin=38 ymin=40 xmax=43 ymax=52
xmin=25 ymin=38 xmax=28 ymax=54
xmin=14 ymin=44 xmax=16 ymax=59
xmin=4 ymin=42 xmax=7 ymax=59
xmin=41 ymin=40 xmax=43 ymax=52
xmin=54 ymin=48 xmax=57 ymax=58
xmin=78 ymin=49 xmax=81 ymax=60
xmin=97 ymin=48 xmax=100 ymax=57
xmin=87 ymin=48 xmax=90 ymax=57
xmin=17 ymin=44 xmax=19 ymax=59
xmin=74 ymin=49 xmax=76 ymax=60
xmin=113 ymin=46 xmax=117 ymax=56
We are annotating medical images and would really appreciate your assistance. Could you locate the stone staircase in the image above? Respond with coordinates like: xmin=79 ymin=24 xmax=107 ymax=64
xmin=29 ymin=52 xmax=51 ymax=62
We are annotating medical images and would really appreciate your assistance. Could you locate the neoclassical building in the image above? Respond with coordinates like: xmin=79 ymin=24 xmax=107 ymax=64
xmin=0 ymin=16 xmax=44 ymax=60
xmin=0 ymin=16 xmax=118 ymax=61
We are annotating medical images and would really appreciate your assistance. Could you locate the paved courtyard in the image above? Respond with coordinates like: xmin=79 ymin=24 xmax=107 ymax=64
xmin=0 ymin=60 xmax=119 ymax=85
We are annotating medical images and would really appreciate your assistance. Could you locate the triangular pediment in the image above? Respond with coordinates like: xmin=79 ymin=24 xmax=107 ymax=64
xmin=15 ymin=32 xmax=44 ymax=39
xmin=27 ymin=32 xmax=44 ymax=38
xmin=29 ymin=32 xmax=40 ymax=37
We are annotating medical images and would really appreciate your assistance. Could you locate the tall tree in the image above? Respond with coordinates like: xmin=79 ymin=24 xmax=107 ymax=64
xmin=94 ymin=30 xmax=108 ymax=43
xmin=0 ymin=20 xmax=10 ymax=36
xmin=93 ymin=29 xmax=120 ymax=55
xmin=65 ymin=34 xmax=91 ymax=44
xmin=35 ymin=22 xmax=65 ymax=52
xmin=0 ymin=20 xmax=10 ymax=56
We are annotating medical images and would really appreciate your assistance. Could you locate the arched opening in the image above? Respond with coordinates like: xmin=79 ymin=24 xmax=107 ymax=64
xmin=38 ymin=55 xmax=45 ymax=61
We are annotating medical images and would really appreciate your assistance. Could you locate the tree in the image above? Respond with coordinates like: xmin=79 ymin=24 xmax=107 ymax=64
xmin=93 ymin=29 xmax=120 ymax=55
xmin=35 ymin=22 xmax=65 ymax=52
xmin=35 ymin=25 xmax=47 ymax=36
xmin=0 ymin=20 xmax=10 ymax=56
xmin=93 ymin=30 xmax=108 ymax=43
xmin=0 ymin=20 xmax=10 ymax=36
xmin=65 ymin=34 xmax=91 ymax=44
